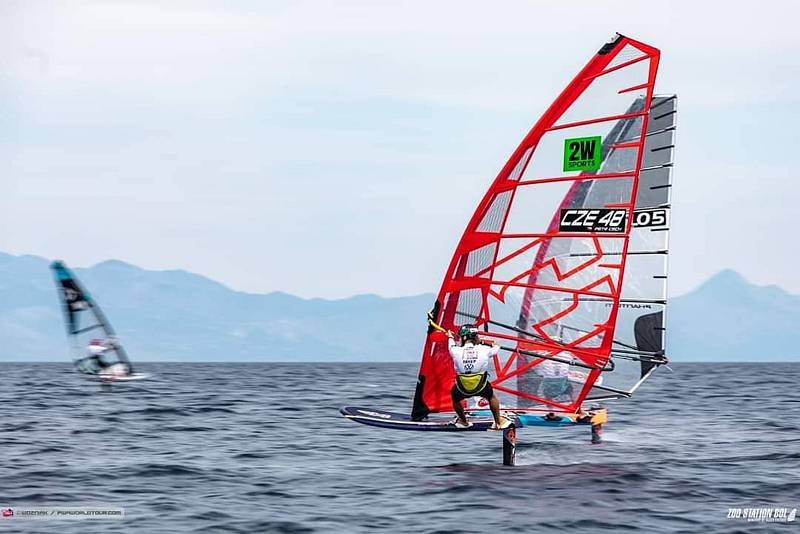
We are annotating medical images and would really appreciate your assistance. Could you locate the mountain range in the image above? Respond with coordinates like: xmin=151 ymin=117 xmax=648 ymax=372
xmin=0 ymin=251 xmax=797 ymax=362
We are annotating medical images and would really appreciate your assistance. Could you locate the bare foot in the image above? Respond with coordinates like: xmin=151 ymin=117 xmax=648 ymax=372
xmin=453 ymin=417 xmax=472 ymax=428
xmin=489 ymin=417 xmax=512 ymax=431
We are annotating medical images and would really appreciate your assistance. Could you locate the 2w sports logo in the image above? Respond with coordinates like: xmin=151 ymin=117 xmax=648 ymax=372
xmin=563 ymin=136 xmax=601 ymax=172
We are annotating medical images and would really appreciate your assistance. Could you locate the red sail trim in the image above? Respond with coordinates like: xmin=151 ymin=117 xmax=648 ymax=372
xmin=619 ymin=82 xmax=650 ymax=94
xmin=501 ymin=353 xmax=517 ymax=375
xmin=547 ymin=110 xmax=647 ymax=132
xmin=411 ymin=35 xmax=661 ymax=419
xmin=475 ymin=238 xmax=545 ymax=278
xmin=494 ymin=282 xmax=615 ymax=301
xmin=492 ymin=384 xmax=574 ymax=411
xmin=610 ymin=141 xmax=640 ymax=149
xmin=517 ymin=171 xmax=636 ymax=187
xmin=477 ymin=331 xmax=610 ymax=368
xmin=496 ymin=232 xmax=627 ymax=239
xmin=587 ymin=53 xmax=650 ymax=80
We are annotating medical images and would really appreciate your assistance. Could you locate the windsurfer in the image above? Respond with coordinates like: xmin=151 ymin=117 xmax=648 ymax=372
xmin=448 ymin=325 xmax=511 ymax=430
xmin=533 ymin=336 xmax=574 ymax=401
xmin=78 ymin=338 xmax=111 ymax=372
xmin=80 ymin=339 xmax=129 ymax=378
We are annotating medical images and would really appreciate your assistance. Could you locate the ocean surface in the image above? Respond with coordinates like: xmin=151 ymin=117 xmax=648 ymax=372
xmin=1 ymin=362 xmax=798 ymax=533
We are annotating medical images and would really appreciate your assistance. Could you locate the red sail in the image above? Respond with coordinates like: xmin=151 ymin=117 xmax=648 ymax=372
xmin=412 ymin=34 xmax=663 ymax=419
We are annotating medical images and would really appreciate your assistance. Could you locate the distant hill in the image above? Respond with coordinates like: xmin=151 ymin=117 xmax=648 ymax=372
xmin=668 ymin=269 xmax=800 ymax=361
xmin=0 ymin=252 xmax=797 ymax=362
xmin=0 ymin=252 xmax=431 ymax=362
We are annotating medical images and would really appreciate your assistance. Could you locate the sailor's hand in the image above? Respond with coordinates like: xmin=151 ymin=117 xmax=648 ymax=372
xmin=446 ymin=330 xmax=454 ymax=338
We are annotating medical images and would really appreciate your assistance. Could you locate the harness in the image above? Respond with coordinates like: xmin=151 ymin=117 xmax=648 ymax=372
xmin=455 ymin=372 xmax=488 ymax=395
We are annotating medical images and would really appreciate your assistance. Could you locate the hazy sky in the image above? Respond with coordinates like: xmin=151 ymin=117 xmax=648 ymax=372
xmin=2 ymin=1 xmax=798 ymax=298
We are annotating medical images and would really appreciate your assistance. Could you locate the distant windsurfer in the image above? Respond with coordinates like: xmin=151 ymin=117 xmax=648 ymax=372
xmin=533 ymin=336 xmax=583 ymax=402
xmin=79 ymin=338 xmax=130 ymax=379
xmin=448 ymin=325 xmax=511 ymax=430
xmin=533 ymin=336 xmax=573 ymax=400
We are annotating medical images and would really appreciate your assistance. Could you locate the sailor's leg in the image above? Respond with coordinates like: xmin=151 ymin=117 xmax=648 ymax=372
xmin=451 ymin=387 xmax=468 ymax=425
xmin=488 ymin=394 xmax=503 ymax=426
xmin=453 ymin=400 xmax=468 ymax=425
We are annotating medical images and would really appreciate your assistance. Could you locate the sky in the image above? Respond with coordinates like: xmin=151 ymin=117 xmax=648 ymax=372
xmin=1 ymin=1 xmax=798 ymax=298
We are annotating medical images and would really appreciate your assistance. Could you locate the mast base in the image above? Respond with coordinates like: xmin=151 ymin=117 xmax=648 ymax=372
xmin=588 ymin=407 xmax=607 ymax=444
xmin=502 ymin=426 xmax=516 ymax=466
xmin=591 ymin=423 xmax=603 ymax=444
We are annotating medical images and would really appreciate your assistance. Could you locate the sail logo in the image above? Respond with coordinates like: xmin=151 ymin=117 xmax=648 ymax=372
xmin=727 ymin=507 xmax=797 ymax=523
xmin=632 ymin=208 xmax=668 ymax=228
xmin=563 ymin=136 xmax=602 ymax=172
xmin=357 ymin=410 xmax=391 ymax=419
xmin=64 ymin=288 xmax=89 ymax=310
xmin=2 ymin=508 xmax=13 ymax=519
xmin=608 ymin=303 xmax=652 ymax=309
xmin=559 ymin=208 xmax=627 ymax=233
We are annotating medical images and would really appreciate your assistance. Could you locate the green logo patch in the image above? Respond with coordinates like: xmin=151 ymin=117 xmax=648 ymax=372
xmin=563 ymin=136 xmax=601 ymax=172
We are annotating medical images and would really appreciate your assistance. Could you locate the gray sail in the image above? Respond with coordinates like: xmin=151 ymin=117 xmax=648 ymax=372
xmin=585 ymin=95 xmax=676 ymax=399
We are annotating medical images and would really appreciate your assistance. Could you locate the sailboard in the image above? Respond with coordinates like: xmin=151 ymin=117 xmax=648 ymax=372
xmin=50 ymin=261 xmax=149 ymax=382
xmin=341 ymin=33 xmax=675 ymax=463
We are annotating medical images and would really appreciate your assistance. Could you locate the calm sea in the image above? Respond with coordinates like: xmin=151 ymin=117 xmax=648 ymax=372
xmin=1 ymin=362 xmax=798 ymax=533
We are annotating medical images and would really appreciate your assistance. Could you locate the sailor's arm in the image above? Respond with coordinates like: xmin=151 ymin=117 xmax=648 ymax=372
xmin=478 ymin=337 xmax=500 ymax=357
xmin=447 ymin=330 xmax=456 ymax=345
xmin=447 ymin=330 xmax=458 ymax=354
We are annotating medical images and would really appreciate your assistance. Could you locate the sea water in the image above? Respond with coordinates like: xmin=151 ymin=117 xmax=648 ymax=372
xmin=1 ymin=362 xmax=798 ymax=533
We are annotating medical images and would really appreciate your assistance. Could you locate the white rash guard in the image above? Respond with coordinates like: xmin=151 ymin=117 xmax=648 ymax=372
xmin=448 ymin=337 xmax=499 ymax=375
xmin=86 ymin=341 xmax=108 ymax=357
xmin=535 ymin=357 xmax=571 ymax=379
